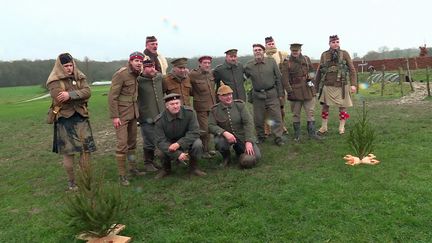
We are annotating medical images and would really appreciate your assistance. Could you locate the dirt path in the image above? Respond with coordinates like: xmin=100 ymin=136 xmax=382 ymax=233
xmin=386 ymin=82 xmax=429 ymax=105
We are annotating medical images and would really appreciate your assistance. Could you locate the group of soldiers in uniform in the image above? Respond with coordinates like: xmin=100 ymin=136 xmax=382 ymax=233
xmin=47 ymin=34 xmax=357 ymax=190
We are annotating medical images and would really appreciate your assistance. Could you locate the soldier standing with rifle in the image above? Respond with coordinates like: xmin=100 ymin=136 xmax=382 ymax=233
xmin=315 ymin=35 xmax=357 ymax=135
xmin=280 ymin=43 xmax=321 ymax=142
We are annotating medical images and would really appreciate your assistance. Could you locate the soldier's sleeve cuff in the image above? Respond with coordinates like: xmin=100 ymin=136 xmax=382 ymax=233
xmin=69 ymin=91 xmax=79 ymax=100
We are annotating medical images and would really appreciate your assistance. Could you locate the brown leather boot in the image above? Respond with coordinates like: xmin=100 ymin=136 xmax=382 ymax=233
xmin=116 ymin=154 xmax=130 ymax=186
xmin=220 ymin=150 xmax=231 ymax=167
xmin=143 ymin=149 xmax=159 ymax=172
xmin=155 ymin=158 xmax=171 ymax=179
xmin=128 ymin=151 xmax=145 ymax=176
xmin=189 ymin=158 xmax=207 ymax=177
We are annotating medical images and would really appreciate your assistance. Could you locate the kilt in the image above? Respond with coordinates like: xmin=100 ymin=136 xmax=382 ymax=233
xmin=52 ymin=112 xmax=96 ymax=154
xmin=319 ymin=85 xmax=353 ymax=107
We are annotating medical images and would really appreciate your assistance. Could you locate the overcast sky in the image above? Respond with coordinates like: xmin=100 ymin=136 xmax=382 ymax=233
xmin=1 ymin=0 xmax=429 ymax=61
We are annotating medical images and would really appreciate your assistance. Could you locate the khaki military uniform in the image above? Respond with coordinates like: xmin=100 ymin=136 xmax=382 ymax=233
xmin=190 ymin=68 xmax=217 ymax=153
xmin=280 ymin=54 xmax=316 ymax=122
xmin=155 ymin=106 xmax=203 ymax=173
xmin=209 ymin=100 xmax=261 ymax=161
xmin=213 ymin=61 xmax=247 ymax=101
xmin=108 ymin=66 xmax=139 ymax=155
xmin=316 ymin=49 xmax=357 ymax=107
xmin=163 ymin=73 xmax=192 ymax=106
xmin=244 ymin=57 xmax=284 ymax=142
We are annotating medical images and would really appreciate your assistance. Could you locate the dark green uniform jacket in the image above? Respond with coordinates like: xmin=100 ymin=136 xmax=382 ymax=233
xmin=208 ymin=100 xmax=256 ymax=143
xmin=137 ymin=73 xmax=164 ymax=123
xmin=213 ymin=61 xmax=247 ymax=101
xmin=244 ymin=57 xmax=284 ymax=97
xmin=155 ymin=106 xmax=200 ymax=159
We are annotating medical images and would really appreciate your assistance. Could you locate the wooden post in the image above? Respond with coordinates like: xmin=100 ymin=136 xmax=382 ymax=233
xmin=380 ymin=65 xmax=385 ymax=96
xmin=406 ymin=58 xmax=414 ymax=91
xmin=427 ymin=66 xmax=431 ymax=97
xmin=398 ymin=67 xmax=404 ymax=96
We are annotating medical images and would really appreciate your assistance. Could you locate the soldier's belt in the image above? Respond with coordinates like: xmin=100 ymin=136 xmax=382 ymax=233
xmin=254 ymin=85 xmax=275 ymax=92
xmin=118 ymin=95 xmax=137 ymax=102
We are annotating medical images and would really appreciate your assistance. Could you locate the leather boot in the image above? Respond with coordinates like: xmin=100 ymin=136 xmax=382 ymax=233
xmin=307 ymin=121 xmax=322 ymax=140
xmin=155 ymin=157 xmax=171 ymax=179
xmin=189 ymin=157 xmax=207 ymax=177
xmin=116 ymin=154 xmax=130 ymax=186
xmin=293 ymin=122 xmax=301 ymax=142
xmin=220 ymin=150 xmax=232 ymax=167
xmin=143 ymin=149 xmax=159 ymax=172
xmin=128 ymin=151 xmax=145 ymax=176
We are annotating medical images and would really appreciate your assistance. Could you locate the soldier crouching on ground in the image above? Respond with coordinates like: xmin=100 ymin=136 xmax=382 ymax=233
xmin=208 ymin=82 xmax=261 ymax=168
xmin=46 ymin=53 xmax=96 ymax=191
xmin=108 ymin=51 xmax=146 ymax=186
xmin=154 ymin=93 xmax=207 ymax=179
xmin=315 ymin=35 xmax=357 ymax=135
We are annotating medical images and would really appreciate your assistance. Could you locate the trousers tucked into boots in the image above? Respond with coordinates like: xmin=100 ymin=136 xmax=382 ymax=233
xmin=293 ymin=122 xmax=301 ymax=142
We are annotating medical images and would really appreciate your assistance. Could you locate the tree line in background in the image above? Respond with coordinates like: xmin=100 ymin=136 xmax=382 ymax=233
xmin=0 ymin=47 xmax=430 ymax=87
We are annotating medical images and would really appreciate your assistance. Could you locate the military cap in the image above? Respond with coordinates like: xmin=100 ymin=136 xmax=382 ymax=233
xmin=217 ymin=81 xmax=233 ymax=95
xmin=329 ymin=35 xmax=339 ymax=42
xmin=252 ymin=43 xmax=265 ymax=51
xmin=129 ymin=51 xmax=144 ymax=61
xmin=59 ymin=53 xmax=73 ymax=64
xmin=290 ymin=43 xmax=303 ymax=51
xmin=265 ymin=36 xmax=274 ymax=43
xmin=142 ymin=59 xmax=155 ymax=67
xmin=146 ymin=36 xmax=158 ymax=43
xmin=163 ymin=93 xmax=181 ymax=103
xmin=224 ymin=49 xmax=238 ymax=55
xmin=171 ymin=57 xmax=188 ymax=68
xmin=198 ymin=55 xmax=212 ymax=62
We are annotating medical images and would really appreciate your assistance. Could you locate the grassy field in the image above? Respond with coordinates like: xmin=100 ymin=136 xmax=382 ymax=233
xmin=0 ymin=84 xmax=431 ymax=242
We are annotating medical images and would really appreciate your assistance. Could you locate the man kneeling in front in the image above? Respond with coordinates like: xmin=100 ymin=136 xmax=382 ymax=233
xmin=154 ymin=93 xmax=207 ymax=178
xmin=209 ymin=82 xmax=261 ymax=168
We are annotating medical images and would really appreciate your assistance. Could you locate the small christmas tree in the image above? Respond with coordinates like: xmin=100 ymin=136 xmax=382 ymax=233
xmin=347 ymin=101 xmax=376 ymax=160
xmin=63 ymin=163 xmax=128 ymax=239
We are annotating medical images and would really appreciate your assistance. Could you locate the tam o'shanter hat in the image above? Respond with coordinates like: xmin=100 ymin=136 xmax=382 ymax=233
xmin=265 ymin=36 xmax=274 ymax=43
xmin=59 ymin=53 xmax=73 ymax=64
xmin=329 ymin=35 xmax=339 ymax=42
xmin=129 ymin=51 xmax=144 ymax=61
xmin=217 ymin=81 xmax=233 ymax=95
xmin=290 ymin=43 xmax=303 ymax=51
xmin=146 ymin=36 xmax=158 ymax=43
xmin=163 ymin=93 xmax=181 ymax=103
xmin=224 ymin=49 xmax=238 ymax=55
xmin=171 ymin=58 xmax=188 ymax=68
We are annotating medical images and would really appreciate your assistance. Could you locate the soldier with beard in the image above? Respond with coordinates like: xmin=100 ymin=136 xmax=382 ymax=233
xmin=143 ymin=36 xmax=168 ymax=75
xmin=315 ymin=35 xmax=357 ymax=135
xmin=280 ymin=43 xmax=321 ymax=142
xmin=213 ymin=49 xmax=247 ymax=101
xmin=163 ymin=58 xmax=192 ymax=106
xmin=137 ymin=60 xmax=165 ymax=172
xmin=264 ymin=36 xmax=289 ymax=135
xmin=108 ymin=51 xmax=145 ymax=186
xmin=244 ymin=44 xmax=285 ymax=146
xmin=190 ymin=56 xmax=217 ymax=159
